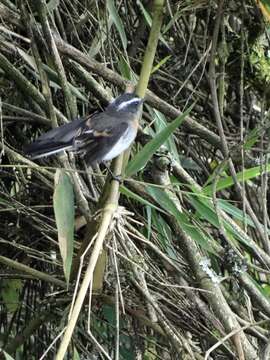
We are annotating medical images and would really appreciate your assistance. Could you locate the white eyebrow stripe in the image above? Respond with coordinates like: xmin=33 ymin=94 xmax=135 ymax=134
xmin=117 ymin=98 xmax=141 ymax=110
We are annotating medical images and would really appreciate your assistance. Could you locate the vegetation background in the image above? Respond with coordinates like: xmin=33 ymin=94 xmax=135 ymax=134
xmin=1 ymin=0 xmax=270 ymax=359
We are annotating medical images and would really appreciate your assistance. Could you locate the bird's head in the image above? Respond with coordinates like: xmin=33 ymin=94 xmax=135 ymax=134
xmin=106 ymin=93 xmax=143 ymax=114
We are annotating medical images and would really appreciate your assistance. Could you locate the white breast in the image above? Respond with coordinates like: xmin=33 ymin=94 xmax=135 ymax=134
xmin=103 ymin=126 xmax=137 ymax=161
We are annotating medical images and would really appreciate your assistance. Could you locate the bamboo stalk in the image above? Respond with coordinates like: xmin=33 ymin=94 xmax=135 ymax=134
xmin=55 ymin=1 xmax=165 ymax=358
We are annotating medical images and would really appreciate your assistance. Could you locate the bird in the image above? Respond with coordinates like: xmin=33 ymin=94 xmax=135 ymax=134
xmin=24 ymin=93 xmax=143 ymax=166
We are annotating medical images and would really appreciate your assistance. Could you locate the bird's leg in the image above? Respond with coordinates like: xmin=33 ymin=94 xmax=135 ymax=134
xmin=102 ymin=162 xmax=122 ymax=183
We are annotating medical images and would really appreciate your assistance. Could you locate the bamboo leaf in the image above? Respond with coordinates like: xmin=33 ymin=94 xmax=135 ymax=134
xmin=117 ymin=55 xmax=138 ymax=82
xmin=126 ymin=105 xmax=193 ymax=176
xmin=218 ymin=199 xmax=270 ymax=233
xmin=187 ymin=194 xmax=253 ymax=249
xmin=107 ymin=0 xmax=127 ymax=49
xmin=148 ymin=187 xmax=217 ymax=254
xmin=151 ymin=55 xmax=171 ymax=74
xmin=148 ymin=106 xmax=180 ymax=162
xmin=120 ymin=185 xmax=165 ymax=213
xmin=1 ymin=279 xmax=22 ymax=313
xmin=89 ymin=16 xmax=113 ymax=57
xmin=53 ymin=170 xmax=74 ymax=286
xmin=2 ymin=352 xmax=15 ymax=360
xmin=73 ymin=346 xmax=80 ymax=360
xmin=203 ymin=164 xmax=270 ymax=195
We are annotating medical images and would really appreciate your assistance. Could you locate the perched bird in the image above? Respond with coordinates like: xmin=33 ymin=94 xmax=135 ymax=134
xmin=24 ymin=93 xmax=143 ymax=165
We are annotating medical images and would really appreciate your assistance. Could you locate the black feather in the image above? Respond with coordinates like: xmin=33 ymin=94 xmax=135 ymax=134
xmin=24 ymin=117 xmax=86 ymax=159
xmin=24 ymin=93 xmax=143 ymax=164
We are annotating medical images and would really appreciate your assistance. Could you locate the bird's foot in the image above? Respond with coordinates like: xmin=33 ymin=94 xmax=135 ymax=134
xmin=103 ymin=163 xmax=122 ymax=183
xmin=110 ymin=173 xmax=122 ymax=183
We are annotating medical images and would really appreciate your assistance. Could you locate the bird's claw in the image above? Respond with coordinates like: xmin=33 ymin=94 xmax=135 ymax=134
xmin=110 ymin=173 xmax=122 ymax=183
xmin=103 ymin=164 xmax=122 ymax=183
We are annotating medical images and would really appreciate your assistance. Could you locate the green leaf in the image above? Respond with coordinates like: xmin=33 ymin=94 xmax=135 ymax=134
xmin=262 ymin=283 xmax=270 ymax=297
xmin=163 ymin=11 xmax=182 ymax=34
xmin=187 ymin=193 xmax=253 ymax=249
xmin=218 ymin=199 xmax=270 ymax=233
xmin=147 ymin=106 xmax=180 ymax=163
xmin=188 ymin=194 xmax=219 ymax=227
xmin=102 ymin=304 xmax=116 ymax=324
xmin=107 ymin=0 xmax=127 ymax=49
xmin=1 ymin=279 xmax=22 ymax=313
xmin=151 ymin=210 xmax=177 ymax=258
xmin=53 ymin=170 xmax=74 ymax=286
xmin=2 ymin=351 xmax=15 ymax=360
xmin=203 ymin=164 xmax=270 ymax=195
xmin=89 ymin=16 xmax=113 ymax=57
xmin=73 ymin=346 xmax=80 ymax=360
xmin=120 ymin=185 xmax=165 ymax=213
xmin=126 ymin=105 xmax=193 ymax=176
xmin=151 ymin=55 xmax=171 ymax=74
xmin=117 ymin=55 xmax=138 ymax=82
xmin=248 ymin=273 xmax=270 ymax=299
xmin=243 ymin=127 xmax=259 ymax=150
xmin=147 ymin=187 xmax=216 ymax=254
xmin=118 ymin=55 xmax=132 ymax=80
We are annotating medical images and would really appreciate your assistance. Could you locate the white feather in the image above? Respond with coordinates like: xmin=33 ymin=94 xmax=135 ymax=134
xmin=30 ymin=145 xmax=73 ymax=159
xmin=103 ymin=126 xmax=136 ymax=161
xmin=117 ymin=98 xmax=141 ymax=111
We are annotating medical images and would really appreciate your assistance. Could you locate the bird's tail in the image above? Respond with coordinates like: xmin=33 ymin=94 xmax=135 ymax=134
xmin=24 ymin=117 xmax=86 ymax=159
xmin=24 ymin=141 xmax=73 ymax=160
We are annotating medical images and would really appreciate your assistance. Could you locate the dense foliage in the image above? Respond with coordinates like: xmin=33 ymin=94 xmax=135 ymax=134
xmin=1 ymin=1 xmax=270 ymax=359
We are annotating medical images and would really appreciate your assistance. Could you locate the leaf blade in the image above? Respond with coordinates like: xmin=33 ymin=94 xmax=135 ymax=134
xmin=126 ymin=105 xmax=193 ymax=176
xmin=107 ymin=0 xmax=127 ymax=50
xmin=53 ymin=170 xmax=75 ymax=286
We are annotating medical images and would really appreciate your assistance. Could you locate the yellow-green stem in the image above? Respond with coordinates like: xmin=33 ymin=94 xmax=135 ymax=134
xmin=136 ymin=0 xmax=165 ymax=98
xmin=123 ymin=0 xmax=165 ymax=170
xmin=55 ymin=1 xmax=165 ymax=358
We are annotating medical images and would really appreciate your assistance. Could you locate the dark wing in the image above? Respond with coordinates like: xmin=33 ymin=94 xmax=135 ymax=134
xmin=24 ymin=111 xmax=129 ymax=165
xmin=24 ymin=117 xmax=88 ymax=159
xmin=74 ymin=113 xmax=129 ymax=165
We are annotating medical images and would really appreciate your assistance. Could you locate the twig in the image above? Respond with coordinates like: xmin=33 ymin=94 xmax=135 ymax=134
xmin=0 ymin=255 xmax=66 ymax=288
xmin=36 ymin=0 xmax=77 ymax=119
